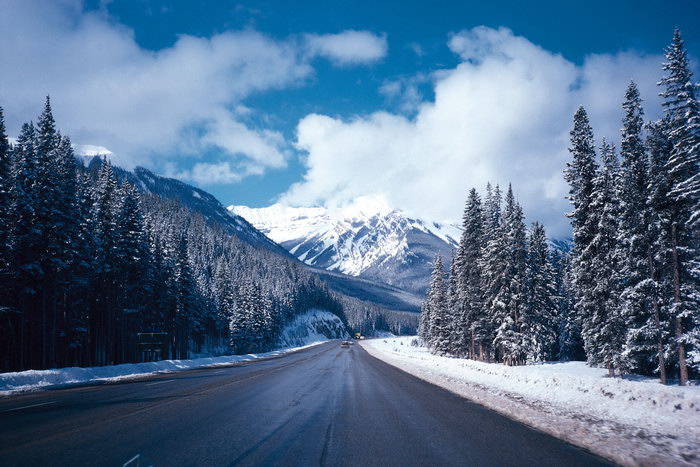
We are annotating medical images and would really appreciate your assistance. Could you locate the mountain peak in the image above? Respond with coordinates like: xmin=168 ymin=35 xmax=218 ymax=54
xmin=229 ymin=198 xmax=458 ymax=294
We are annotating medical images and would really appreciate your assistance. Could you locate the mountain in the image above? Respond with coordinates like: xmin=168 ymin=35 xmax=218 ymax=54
xmin=230 ymin=197 xmax=459 ymax=295
xmin=87 ymin=161 xmax=423 ymax=318
xmin=85 ymin=159 xmax=289 ymax=256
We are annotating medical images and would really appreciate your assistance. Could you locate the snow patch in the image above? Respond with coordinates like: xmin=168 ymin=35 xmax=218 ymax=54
xmin=363 ymin=337 xmax=700 ymax=466
xmin=0 ymin=342 xmax=324 ymax=396
xmin=277 ymin=309 xmax=349 ymax=348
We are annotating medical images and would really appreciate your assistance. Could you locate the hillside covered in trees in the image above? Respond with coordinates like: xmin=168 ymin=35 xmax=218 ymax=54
xmin=0 ymin=100 xmax=416 ymax=373
xmin=420 ymin=29 xmax=700 ymax=385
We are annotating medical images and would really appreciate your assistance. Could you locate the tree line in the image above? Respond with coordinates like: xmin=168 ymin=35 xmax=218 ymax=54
xmin=420 ymin=29 xmax=700 ymax=385
xmin=0 ymin=99 xmax=346 ymax=372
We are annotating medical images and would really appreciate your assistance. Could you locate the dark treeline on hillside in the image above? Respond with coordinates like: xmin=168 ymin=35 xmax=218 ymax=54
xmin=0 ymin=99 xmax=348 ymax=372
xmin=420 ymin=29 xmax=700 ymax=385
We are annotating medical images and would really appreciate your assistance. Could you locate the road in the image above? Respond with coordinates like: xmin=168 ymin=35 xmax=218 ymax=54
xmin=0 ymin=341 xmax=610 ymax=467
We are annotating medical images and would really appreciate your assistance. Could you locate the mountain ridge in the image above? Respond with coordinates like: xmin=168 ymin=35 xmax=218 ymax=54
xmin=230 ymin=198 xmax=459 ymax=295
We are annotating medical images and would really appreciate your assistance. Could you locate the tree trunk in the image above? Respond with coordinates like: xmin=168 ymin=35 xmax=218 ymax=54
xmin=670 ymin=223 xmax=688 ymax=386
xmin=648 ymin=252 xmax=667 ymax=385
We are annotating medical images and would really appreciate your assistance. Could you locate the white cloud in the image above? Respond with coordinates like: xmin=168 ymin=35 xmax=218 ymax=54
xmin=179 ymin=162 xmax=243 ymax=185
xmin=304 ymin=30 xmax=388 ymax=66
xmin=0 ymin=1 xmax=383 ymax=181
xmin=283 ymin=26 xmax=665 ymax=237
xmin=73 ymin=144 xmax=113 ymax=156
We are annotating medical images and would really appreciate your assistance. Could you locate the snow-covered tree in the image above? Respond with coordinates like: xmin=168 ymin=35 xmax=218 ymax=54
xmin=564 ymin=106 xmax=599 ymax=365
xmin=492 ymin=186 xmax=527 ymax=366
xmin=456 ymin=188 xmax=485 ymax=359
xmin=658 ymin=29 xmax=700 ymax=384
xmin=524 ymin=222 xmax=558 ymax=362
xmin=588 ymin=141 xmax=628 ymax=375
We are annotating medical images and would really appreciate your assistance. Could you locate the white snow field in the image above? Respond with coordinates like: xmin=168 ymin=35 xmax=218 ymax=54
xmin=362 ymin=337 xmax=700 ymax=466
xmin=277 ymin=309 xmax=349 ymax=348
xmin=0 ymin=312 xmax=348 ymax=396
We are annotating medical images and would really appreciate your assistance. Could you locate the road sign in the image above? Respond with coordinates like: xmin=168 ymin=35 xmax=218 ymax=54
xmin=137 ymin=332 xmax=168 ymax=354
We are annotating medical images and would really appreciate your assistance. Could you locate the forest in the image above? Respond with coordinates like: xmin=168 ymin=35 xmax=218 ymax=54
xmin=419 ymin=30 xmax=700 ymax=385
xmin=0 ymin=98 xmax=418 ymax=372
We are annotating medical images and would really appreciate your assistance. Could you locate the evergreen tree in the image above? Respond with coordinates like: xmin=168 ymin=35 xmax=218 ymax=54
xmin=588 ymin=141 xmax=627 ymax=375
xmin=492 ymin=186 xmax=527 ymax=366
xmin=524 ymin=222 xmax=558 ymax=362
xmin=423 ymin=255 xmax=449 ymax=354
xmin=658 ymin=29 xmax=700 ymax=384
xmin=557 ymin=253 xmax=584 ymax=360
xmin=0 ymin=107 xmax=11 ymax=277
xmin=456 ymin=188 xmax=485 ymax=359
xmin=445 ymin=254 xmax=462 ymax=355
xmin=564 ymin=106 xmax=599 ymax=366
xmin=480 ymin=183 xmax=505 ymax=362
xmin=617 ymin=81 xmax=659 ymax=377
xmin=642 ymin=119 xmax=675 ymax=383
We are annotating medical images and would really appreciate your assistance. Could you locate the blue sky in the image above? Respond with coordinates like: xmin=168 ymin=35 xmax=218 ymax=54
xmin=2 ymin=0 xmax=699 ymax=236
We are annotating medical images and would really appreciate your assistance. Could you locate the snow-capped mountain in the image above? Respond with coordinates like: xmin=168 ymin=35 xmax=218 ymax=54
xmin=230 ymin=197 xmax=459 ymax=295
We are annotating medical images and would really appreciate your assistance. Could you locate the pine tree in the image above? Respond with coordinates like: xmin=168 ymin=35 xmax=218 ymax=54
xmin=492 ymin=186 xmax=527 ymax=366
xmin=0 ymin=107 xmax=11 ymax=278
xmin=456 ymin=188 xmax=485 ymax=359
xmin=557 ymin=253 xmax=584 ymax=360
xmin=524 ymin=222 xmax=558 ymax=362
xmin=588 ymin=140 xmax=628 ymax=375
xmin=617 ymin=81 xmax=659 ymax=376
xmin=0 ymin=106 xmax=13 ymax=369
xmin=658 ymin=29 xmax=700 ymax=384
xmin=642 ymin=119 xmax=675 ymax=383
xmin=445 ymin=254 xmax=462 ymax=355
xmin=564 ymin=106 xmax=599 ymax=366
xmin=423 ymin=255 xmax=449 ymax=354
xmin=480 ymin=183 xmax=505 ymax=362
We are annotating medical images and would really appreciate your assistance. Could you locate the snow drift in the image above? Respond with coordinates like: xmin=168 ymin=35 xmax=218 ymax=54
xmin=363 ymin=337 xmax=700 ymax=466
xmin=0 ymin=343 xmax=324 ymax=395
xmin=277 ymin=309 xmax=349 ymax=348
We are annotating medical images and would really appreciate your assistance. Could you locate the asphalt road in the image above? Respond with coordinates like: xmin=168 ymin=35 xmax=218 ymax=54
xmin=0 ymin=341 xmax=611 ymax=467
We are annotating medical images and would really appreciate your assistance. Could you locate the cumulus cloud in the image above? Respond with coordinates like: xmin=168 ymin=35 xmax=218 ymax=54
xmin=0 ymin=1 xmax=382 ymax=182
xmin=283 ymin=26 xmax=666 ymax=237
xmin=304 ymin=30 xmax=388 ymax=66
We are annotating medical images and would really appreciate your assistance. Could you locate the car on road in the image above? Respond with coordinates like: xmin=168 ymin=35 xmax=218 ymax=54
xmin=340 ymin=341 xmax=350 ymax=348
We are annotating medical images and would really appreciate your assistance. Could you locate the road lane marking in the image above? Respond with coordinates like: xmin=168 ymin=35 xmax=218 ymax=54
xmin=2 ymin=401 xmax=56 ymax=412
xmin=210 ymin=370 xmax=225 ymax=374
xmin=0 ymin=343 xmax=337 ymax=454
xmin=123 ymin=454 xmax=140 ymax=466
xmin=145 ymin=380 xmax=174 ymax=386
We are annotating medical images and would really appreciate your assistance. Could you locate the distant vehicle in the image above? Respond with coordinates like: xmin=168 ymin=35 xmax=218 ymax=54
xmin=354 ymin=332 xmax=362 ymax=339
xmin=347 ymin=340 xmax=354 ymax=345
xmin=340 ymin=341 xmax=349 ymax=348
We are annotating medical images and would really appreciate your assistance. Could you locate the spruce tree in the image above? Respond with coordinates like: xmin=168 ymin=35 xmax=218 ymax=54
xmin=424 ymin=255 xmax=449 ymax=354
xmin=564 ymin=106 xmax=599 ymax=365
xmin=524 ymin=222 xmax=558 ymax=362
xmin=643 ymin=119 xmax=675 ymax=383
xmin=588 ymin=140 xmax=627 ymax=375
xmin=658 ymin=29 xmax=700 ymax=384
xmin=492 ymin=186 xmax=527 ymax=366
xmin=457 ymin=188 xmax=485 ymax=359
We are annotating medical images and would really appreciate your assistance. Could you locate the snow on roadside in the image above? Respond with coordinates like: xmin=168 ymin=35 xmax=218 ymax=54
xmin=277 ymin=309 xmax=349 ymax=348
xmin=362 ymin=337 xmax=700 ymax=467
xmin=0 ymin=341 xmax=325 ymax=396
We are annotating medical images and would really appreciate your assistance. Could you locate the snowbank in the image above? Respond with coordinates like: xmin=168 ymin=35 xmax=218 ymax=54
xmin=0 ymin=342 xmax=324 ymax=396
xmin=277 ymin=309 xmax=349 ymax=348
xmin=362 ymin=337 xmax=700 ymax=466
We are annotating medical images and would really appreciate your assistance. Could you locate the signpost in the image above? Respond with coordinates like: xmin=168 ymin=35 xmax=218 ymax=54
xmin=137 ymin=332 xmax=168 ymax=361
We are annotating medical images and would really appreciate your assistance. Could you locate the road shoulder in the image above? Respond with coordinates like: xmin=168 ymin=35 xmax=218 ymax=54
xmin=361 ymin=338 xmax=700 ymax=467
